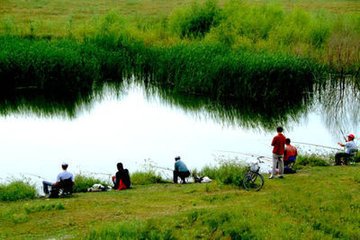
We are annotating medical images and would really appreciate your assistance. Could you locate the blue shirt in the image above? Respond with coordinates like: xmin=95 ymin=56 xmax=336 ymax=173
xmin=175 ymin=160 xmax=189 ymax=172
xmin=345 ymin=141 xmax=357 ymax=154
xmin=57 ymin=170 xmax=74 ymax=182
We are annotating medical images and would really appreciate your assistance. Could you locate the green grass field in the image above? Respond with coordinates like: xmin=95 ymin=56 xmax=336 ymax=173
xmin=1 ymin=0 xmax=359 ymax=75
xmin=1 ymin=0 xmax=359 ymax=36
xmin=1 ymin=165 xmax=359 ymax=239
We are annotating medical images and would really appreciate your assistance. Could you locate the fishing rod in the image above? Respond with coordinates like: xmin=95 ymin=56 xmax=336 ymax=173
xmin=340 ymin=129 xmax=347 ymax=141
xmin=21 ymin=172 xmax=46 ymax=180
xmin=87 ymin=171 xmax=112 ymax=176
xmin=149 ymin=164 xmax=173 ymax=172
xmin=292 ymin=141 xmax=340 ymax=150
xmin=142 ymin=158 xmax=173 ymax=172
xmin=215 ymin=150 xmax=272 ymax=161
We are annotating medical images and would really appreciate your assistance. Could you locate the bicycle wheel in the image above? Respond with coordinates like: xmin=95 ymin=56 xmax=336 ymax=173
xmin=243 ymin=172 xmax=264 ymax=191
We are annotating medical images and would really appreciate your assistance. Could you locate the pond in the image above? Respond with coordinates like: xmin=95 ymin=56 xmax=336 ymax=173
xmin=0 ymin=76 xmax=359 ymax=189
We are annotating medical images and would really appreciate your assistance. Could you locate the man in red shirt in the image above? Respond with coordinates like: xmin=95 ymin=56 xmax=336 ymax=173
xmin=270 ymin=126 xmax=286 ymax=179
xmin=284 ymin=138 xmax=298 ymax=168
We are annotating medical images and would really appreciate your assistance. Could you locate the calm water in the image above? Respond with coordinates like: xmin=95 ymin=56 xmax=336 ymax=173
xmin=0 ymin=80 xmax=358 ymax=187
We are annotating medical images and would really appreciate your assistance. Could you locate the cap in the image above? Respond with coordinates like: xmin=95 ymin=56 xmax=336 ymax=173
xmin=348 ymin=134 xmax=355 ymax=140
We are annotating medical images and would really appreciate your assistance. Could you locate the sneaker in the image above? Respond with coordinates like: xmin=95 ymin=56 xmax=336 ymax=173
xmin=278 ymin=175 xmax=284 ymax=179
xmin=269 ymin=175 xmax=274 ymax=179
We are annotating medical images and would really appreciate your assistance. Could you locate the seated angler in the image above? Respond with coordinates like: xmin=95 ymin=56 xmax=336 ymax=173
xmin=335 ymin=134 xmax=358 ymax=165
xmin=42 ymin=162 xmax=74 ymax=197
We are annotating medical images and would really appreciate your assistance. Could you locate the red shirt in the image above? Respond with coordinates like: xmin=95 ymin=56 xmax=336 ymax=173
xmin=271 ymin=133 xmax=286 ymax=155
xmin=284 ymin=144 xmax=298 ymax=161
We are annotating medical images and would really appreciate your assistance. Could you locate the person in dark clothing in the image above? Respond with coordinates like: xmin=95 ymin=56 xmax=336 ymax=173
xmin=173 ymin=156 xmax=190 ymax=184
xmin=112 ymin=162 xmax=131 ymax=190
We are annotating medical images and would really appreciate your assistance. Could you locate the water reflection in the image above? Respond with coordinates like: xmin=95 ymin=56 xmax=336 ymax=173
xmin=0 ymin=75 xmax=315 ymax=130
xmin=315 ymin=75 xmax=360 ymax=138
xmin=143 ymin=85 xmax=310 ymax=130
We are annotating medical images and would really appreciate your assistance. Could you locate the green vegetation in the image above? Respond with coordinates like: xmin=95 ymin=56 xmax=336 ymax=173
xmin=1 ymin=0 xmax=359 ymax=74
xmin=0 ymin=164 xmax=359 ymax=239
xmin=0 ymin=180 xmax=37 ymax=201
xmin=0 ymin=0 xmax=358 ymax=120
xmin=131 ymin=170 xmax=168 ymax=185
xmin=73 ymin=174 xmax=111 ymax=193
xmin=296 ymin=154 xmax=332 ymax=167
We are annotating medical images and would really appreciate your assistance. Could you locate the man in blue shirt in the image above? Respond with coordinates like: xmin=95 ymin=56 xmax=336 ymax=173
xmin=335 ymin=134 xmax=358 ymax=165
xmin=173 ymin=156 xmax=190 ymax=184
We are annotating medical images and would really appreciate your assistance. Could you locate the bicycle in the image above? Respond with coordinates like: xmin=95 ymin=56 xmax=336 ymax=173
xmin=242 ymin=156 xmax=265 ymax=191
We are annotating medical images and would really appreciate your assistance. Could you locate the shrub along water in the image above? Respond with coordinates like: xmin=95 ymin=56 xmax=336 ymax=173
xmin=73 ymin=174 xmax=111 ymax=193
xmin=146 ymin=42 xmax=319 ymax=103
xmin=0 ymin=181 xmax=37 ymax=201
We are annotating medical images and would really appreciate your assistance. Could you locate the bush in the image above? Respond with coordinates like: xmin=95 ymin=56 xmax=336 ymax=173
xmin=296 ymin=154 xmax=330 ymax=167
xmin=168 ymin=0 xmax=222 ymax=39
xmin=201 ymin=159 xmax=247 ymax=186
xmin=73 ymin=174 xmax=110 ymax=193
xmin=131 ymin=171 xmax=167 ymax=185
xmin=0 ymin=181 xmax=37 ymax=201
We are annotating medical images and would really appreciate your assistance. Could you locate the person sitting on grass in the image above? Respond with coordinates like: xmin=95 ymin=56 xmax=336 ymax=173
xmin=173 ymin=156 xmax=190 ymax=184
xmin=112 ymin=162 xmax=131 ymax=190
xmin=284 ymin=138 xmax=298 ymax=173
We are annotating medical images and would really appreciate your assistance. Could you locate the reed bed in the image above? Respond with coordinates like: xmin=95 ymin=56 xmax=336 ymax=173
xmin=1 ymin=0 xmax=358 ymax=74
xmin=0 ymin=35 xmax=319 ymax=101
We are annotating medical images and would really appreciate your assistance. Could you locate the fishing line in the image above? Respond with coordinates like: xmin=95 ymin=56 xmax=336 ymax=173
xmin=150 ymin=165 xmax=173 ymax=172
xmin=291 ymin=141 xmax=340 ymax=151
xmin=86 ymin=171 xmax=112 ymax=176
xmin=21 ymin=172 xmax=46 ymax=180
xmin=215 ymin=149 xmax=272 ymax=161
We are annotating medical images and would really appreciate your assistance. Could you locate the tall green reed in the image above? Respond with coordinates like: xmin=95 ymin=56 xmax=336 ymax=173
xmin=0 ymin=180 xmax=37 ymax=201
xmin=73 ymin=174 xmax=111 ymax=193
xmin=168 ymin=0 xmax=222 ymax=39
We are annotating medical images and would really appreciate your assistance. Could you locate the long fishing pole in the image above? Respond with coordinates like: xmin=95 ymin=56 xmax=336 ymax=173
xmin=292 ymin=141 xmax=340 ymax=150
xmin=215 ymin=150 xmax=272 ymax=161
xmin=339 ymin=129 xmax=346 ymax=141
xmin=87 ymin=171 xmax=112 ymax=176
xmin=149 ymin=165 xmax=173 ymax=172
xmin=22 ymin=172 xmax=46 ymax=180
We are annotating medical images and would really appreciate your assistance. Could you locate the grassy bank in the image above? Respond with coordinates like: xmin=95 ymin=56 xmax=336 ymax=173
xmin=0 ymin=165 xmax=359 ymax=239
xmin=1 ymin=0 xmax=359 ymax=74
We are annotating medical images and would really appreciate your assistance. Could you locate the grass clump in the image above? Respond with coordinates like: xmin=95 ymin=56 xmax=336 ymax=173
xmin=131 ymin=170 xmax=168 ymax=185
xmin=24 ymin=202 xmax=65 ymax=214
xmin=86 ymin=220 xmax=175 ymax=240
xmin=169 ymin=0 xmax=222 ymax=39
xmin=73 ymin=174 xmax=110 ymax=193
xmin=296 ymin=154 xmax=331 ymax=167
xmin=0 ymin=181 xmax=37 ymax=201
xmin=201 ymin=159 xmax=247 ymax=186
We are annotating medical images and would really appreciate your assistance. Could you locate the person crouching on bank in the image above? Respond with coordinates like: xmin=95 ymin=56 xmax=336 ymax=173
xmin=173 ymin=156 xmax=190 ymax=184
